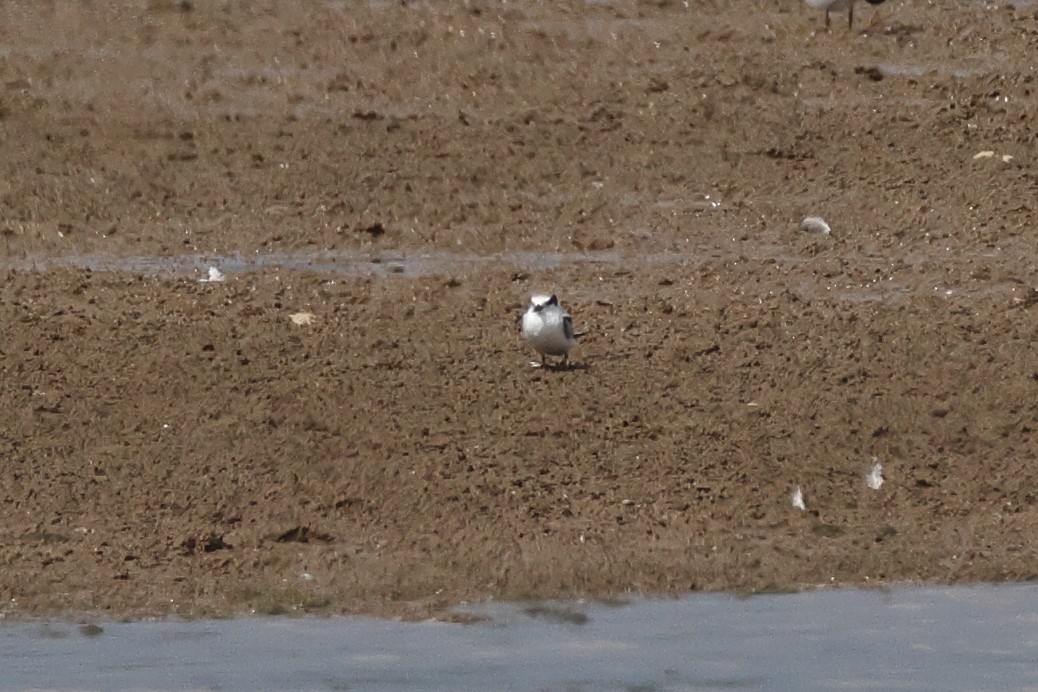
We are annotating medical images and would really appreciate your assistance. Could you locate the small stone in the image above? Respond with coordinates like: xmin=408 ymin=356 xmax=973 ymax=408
xmin=800 ymin=216 xmax=831 ymax=236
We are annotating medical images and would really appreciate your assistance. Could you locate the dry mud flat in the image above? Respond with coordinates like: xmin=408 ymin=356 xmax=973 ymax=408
xmin=0 ymin=1 xmax=1037 ymax=618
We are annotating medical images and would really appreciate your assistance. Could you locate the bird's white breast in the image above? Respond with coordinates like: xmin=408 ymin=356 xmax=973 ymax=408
xmin=522 ymin=307 xmax=573 ymax=356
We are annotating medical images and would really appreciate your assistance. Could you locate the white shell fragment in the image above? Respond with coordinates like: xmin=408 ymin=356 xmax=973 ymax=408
xmin=972 ymin=151 xmax=1014 ymax=163
xmin=800 ymin=216 xmax=831 ymax=236
xmin=198 ymin=266 xmax=225 ymax=283
xmin=289 ymin=312 xmax=314 ymax=326
xmin=866 ymin=459 xmax=884 ymax=490
xmin=791 ymin=486 xmax=807 ymax=511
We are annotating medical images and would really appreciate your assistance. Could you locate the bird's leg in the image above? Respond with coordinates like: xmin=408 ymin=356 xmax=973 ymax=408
xmin=825 ymin=10 xmax=831 ymax=28
xmin=848 ymin=4 xmax=854 ymax=29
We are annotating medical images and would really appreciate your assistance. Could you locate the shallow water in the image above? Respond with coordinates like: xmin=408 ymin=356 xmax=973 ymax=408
xmin=3 ymin=247 xmax=1030 ymax=308
xmin=4 ymin=583 xmax=1038 ymax=691
xmin=0 ymin=249 xmax=650 ymax=279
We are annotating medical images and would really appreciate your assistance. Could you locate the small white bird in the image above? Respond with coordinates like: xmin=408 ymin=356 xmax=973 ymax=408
xmin=805 ymin=0 xmax=886 ymax=29
xmin=521 ymin=293 xmax=582 ymax=368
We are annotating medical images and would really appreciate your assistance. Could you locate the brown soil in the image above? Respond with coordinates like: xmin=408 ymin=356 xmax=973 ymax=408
xmin=2 ymin=1 xmax=1038 ymax=620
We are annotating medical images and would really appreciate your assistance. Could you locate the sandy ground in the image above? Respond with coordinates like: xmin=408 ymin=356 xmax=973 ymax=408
xmin=1 ymin=0 xmax=1038 ymax=619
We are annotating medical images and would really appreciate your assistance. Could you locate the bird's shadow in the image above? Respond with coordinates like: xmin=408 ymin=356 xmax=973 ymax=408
xmin=529 ymin=361 xmax=591 ymax=373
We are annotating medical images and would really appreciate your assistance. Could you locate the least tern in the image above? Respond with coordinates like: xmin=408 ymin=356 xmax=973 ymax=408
xmin=805 ymin=0 xmax=885 ymax=29
xmin=521 ymin=293 xmax=581 ymax=368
